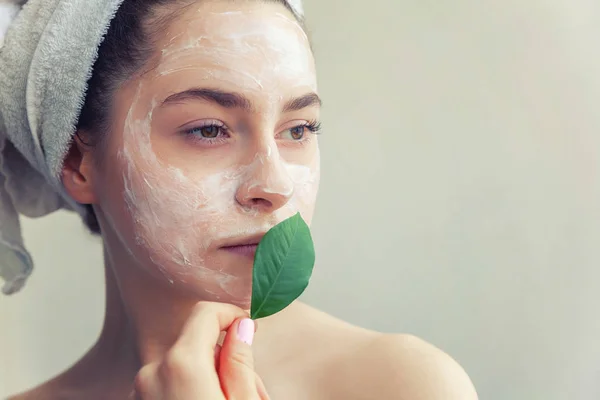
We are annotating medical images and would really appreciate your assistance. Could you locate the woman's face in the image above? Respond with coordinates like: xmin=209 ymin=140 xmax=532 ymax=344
xmin=93 ymin=1 xmax=320 ymax=307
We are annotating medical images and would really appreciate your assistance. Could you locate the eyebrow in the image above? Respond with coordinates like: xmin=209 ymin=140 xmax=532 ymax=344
xmin=282 ymin=92 xmax=322 ymax=113
xmin=161 ymin=88 xmax=322 ymax=113
xmin=162 ymin=88 xmax=254 ymax=111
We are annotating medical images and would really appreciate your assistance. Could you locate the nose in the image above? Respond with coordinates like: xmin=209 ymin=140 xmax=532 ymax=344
xmin=236 ymin=145 xmax=294 ymax=213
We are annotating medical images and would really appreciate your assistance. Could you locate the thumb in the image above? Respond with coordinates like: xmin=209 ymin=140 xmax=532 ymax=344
xmin=219 ymin=318 xmax=259 ymax=399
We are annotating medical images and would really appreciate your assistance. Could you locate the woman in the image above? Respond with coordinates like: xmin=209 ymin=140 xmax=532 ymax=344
xmin=1 ymin=0 xmax=477 ymax=398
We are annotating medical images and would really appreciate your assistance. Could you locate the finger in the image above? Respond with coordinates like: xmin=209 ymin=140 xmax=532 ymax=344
xmin=219 ymin=318 xmax=259 ymax=399
xmin=214 ymin=344 xmax=222 ymax=370
xmin=255 ymin=373 xmax=271 ymax=400
xmin=176 ymin=302 xmax=248 ymax=364
xmin=134 ymin=363 xmax=162 ymax=400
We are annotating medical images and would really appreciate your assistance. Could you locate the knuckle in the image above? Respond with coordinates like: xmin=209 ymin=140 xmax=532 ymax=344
xmin=227 ymin=346 xmax=255 ymax=371
xmin=192 ymin=300 xmax=241 ymax=317
xmin=134 ymin=365 xmax=155 ymax=397
xmin=190 ymin=301 xmax=224 ymax=319
xmin=191 ymin=301 xmax=212 ymax=315
xmin=160 ymin=349 xmax=196 ymax=383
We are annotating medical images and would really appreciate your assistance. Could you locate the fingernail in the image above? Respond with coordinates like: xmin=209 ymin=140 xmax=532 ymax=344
xmin=237 ymin=318 xmax=255 ymax=345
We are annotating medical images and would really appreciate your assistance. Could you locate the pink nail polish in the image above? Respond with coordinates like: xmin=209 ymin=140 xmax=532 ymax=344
xmin=237 ymin=318 xmax=255 ymax=345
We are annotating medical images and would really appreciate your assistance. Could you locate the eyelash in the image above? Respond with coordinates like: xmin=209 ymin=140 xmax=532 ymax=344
xmin=182 ymin=120 xmax=230 ymax=146
xmin=301 ymin=120 xmax=323 ymax=135
xmin=279 ymin=120 xmax=322 ymax=146
xmin=182 ymin=120 xmax=323 ymax=146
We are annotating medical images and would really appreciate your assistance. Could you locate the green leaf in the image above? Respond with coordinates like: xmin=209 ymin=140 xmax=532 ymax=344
xmin=251 ymin=213 xmax=315 ymax=319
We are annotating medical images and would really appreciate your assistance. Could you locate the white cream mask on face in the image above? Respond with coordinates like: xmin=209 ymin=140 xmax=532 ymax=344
xmin=109 ymin=7 xmax=320 ymax=304
xmin=159 ymin=9 xmax=316 ymax=95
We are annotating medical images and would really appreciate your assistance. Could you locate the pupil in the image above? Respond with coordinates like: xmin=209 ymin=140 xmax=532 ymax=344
xmin=203 ymin=126 xmax=219 ymax=138
xmin=291 ymin=127 xmax=304 ymax=140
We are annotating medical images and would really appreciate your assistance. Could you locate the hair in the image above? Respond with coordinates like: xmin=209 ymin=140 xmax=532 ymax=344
xmin=75 ymin=0 xmax=306 ymax=235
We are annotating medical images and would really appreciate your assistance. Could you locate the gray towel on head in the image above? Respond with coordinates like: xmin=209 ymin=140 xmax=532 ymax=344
xmin=0 ymin=0 xmax=125 ymax=294
xmin=0 ymin=0 xmax=305 ymax=295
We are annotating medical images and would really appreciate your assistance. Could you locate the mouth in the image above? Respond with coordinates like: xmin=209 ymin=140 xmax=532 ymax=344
xmin=219 ymin=232 xmax=266 ymax=258
xmin=222 ymin=243 xmax=259 ymax=257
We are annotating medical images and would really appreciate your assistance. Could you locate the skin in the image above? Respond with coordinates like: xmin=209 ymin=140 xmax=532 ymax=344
xmin=10 ymin=1 xmax=478 ymax=399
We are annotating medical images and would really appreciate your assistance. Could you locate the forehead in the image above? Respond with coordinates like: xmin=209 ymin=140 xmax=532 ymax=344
xmin=149 ymin=1 xmax=317 ymax=93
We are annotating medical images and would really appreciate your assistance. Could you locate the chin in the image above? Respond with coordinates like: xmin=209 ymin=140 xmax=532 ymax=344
xmin=141 ymin=249 xmax=254 ymax=302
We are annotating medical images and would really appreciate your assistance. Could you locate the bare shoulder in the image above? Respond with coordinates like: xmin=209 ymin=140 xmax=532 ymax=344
xmin=7 ymin=384 xmax=51 ymax=400
xmin=7 ymin=384 xmax=62 ymax=400
xmin=4 ymin=359 xmax=106 ymax=400
xmin=332 ymin=331 xmax=478 ymax=400
xmin=283 ymin=303 xmax=477 ymax=400
xmin=6 ymin=380 xmax=83 ymax=400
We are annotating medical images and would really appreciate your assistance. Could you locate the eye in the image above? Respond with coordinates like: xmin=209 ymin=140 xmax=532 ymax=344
xmin=289 ymin=125 xmax=306 ymax=140
xmin=186 ymin=125 xmax=224 ymax=139
xmin=280 ymin=121 xmax=322 ymax=141
xmin=180 ymin=120 xmax=231 ymax=147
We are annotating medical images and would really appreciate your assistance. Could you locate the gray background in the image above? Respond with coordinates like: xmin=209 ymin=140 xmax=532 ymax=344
xmin=2 ymin=0 xmax=600 ymax=399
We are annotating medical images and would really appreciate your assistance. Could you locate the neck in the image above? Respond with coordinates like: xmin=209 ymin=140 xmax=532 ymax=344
xmin=98 ymin=247 xmax=131 ymax=350
xmin=89 ymin=240 xmax=303 ymax=395
xmin=66 ymin=247 xmax=138 ymax=391
xmin=98 ymin=236 xmax=251 ymax=366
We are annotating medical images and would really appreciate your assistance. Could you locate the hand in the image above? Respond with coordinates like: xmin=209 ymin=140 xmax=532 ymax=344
xmin=134 ymin=302 xmax=270 ymax=399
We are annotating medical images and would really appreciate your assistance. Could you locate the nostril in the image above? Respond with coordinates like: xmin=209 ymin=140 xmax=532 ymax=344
xmin=236 ymin=180 xmax=293 ymax=212
xmin=249 ymin=198 xmax=272 ymax=208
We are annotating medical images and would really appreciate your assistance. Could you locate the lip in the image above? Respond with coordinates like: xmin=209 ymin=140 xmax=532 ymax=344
xmin=222 ymin=244 xmax=259 ymax=257
xmin=220 ymin=232 xmax=266 ymax=248
xmin=219 ymin=232 xmax=267 ymax=258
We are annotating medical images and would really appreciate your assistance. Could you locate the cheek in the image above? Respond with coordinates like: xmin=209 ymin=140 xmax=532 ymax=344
xmin=284 ymin=147 xmax=320 ymax=225
xmin=102 ymin=89 xmax=247 ymax=291
xmin=108 ymin=149 xmax=252 ymax=300
xmin=120 ymin=151 xmax=242 ymax=272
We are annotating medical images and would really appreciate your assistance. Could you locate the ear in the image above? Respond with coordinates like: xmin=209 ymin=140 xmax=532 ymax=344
xmin=61 ymin=132 xmax=98 ymax=205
